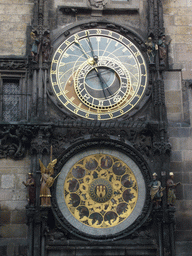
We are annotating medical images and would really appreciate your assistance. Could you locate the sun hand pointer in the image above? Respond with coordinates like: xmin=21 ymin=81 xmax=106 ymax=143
xmin=85 ymin=31 xmax=98 ymax=64
xmin=75 ymin=38 xmax=95 ymax=65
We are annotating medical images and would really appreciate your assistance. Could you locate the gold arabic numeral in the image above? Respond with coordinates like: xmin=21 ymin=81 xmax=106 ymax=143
xmin=56 ymin=91 xmax=64 ymax=97
xmin=134 ymin=51 xmax=140 ymax=57
xmin=52 ymin=59 xmax=58 ymax=64
xmin=74 ymin=108 xmax=79 ymax=114
xmin=142 ymin=73 xmax=147 ymax=77
xmin=127 ymin=42 xmax=133 ymax=48
xmin=109 ymin=113 xmax=113 ymax=119
xmin=65 ymin=40 xmax=71 ymax=46
xmin=52 ymin=82 xmax=57 ymax=86
xmin=96 ymin=29 xmax=101 ymax=35
xmin=120 ymin=109 xmax=124 ymax=114
xmin=108 ymin=31 xmax=113 ymax=37
xmin=118 ymin=35 xmax=123 ymax=42
xmin=51 ymin=70 xmax=57 ymax=74
xmin=64 ymin=101 xmax=69 ymax=106
xmin=97 ymin=114 xmax=101 ymax=120
xmin=136 ymin=94 xmax=141 ymax=99
xmin=74 ymin=34 xmax=80 ymax=41
xmin=85 ymin=113 xmax=89 ymax=118
xmin=57 ymin=48 xmax=63 ymax=54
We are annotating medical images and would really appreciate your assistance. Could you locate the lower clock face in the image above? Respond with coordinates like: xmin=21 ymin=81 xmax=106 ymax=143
xmin=50 ymin=28 xmax=148 ymax=120
xmin=56 ymin=149 xmax=146 ymax=237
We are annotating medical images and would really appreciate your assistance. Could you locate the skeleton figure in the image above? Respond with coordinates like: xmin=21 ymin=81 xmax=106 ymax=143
xmin=39 ymin=159 xmax=57 ymax=207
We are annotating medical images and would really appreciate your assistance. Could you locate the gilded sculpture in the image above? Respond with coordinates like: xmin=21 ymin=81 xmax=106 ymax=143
xmin=39 ymin=158 xmax=57 ymax=207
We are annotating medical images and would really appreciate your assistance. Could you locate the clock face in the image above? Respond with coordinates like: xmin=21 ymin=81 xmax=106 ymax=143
xmin=55 ymin=149 xmax=146 ymax=237
xmin=50 ymin=28 xmax=148 ymax=120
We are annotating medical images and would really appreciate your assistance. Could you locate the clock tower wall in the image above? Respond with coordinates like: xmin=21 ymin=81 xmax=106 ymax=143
xmin=0 ymin=0 xmax=188 ymax=256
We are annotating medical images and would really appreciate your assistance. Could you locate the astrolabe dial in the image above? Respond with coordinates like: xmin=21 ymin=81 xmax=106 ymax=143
xmin=75 ymin=57 xmax=131 ymax=110
xmin=50 ymin=28 xmax=148 ymax=120
xmin=64 ymin=154 xmax=138 ymax=228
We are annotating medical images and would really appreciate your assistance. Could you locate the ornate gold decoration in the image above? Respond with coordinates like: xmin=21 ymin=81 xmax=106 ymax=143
xmin=64 ymin=154 xmax=138 ymax=228
xmin=50 ymin=28 xmax=148 ymax=120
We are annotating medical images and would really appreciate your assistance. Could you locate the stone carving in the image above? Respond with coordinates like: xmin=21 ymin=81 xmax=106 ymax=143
xmin=89 ymin=0 xmax=108 ymax=8
xmin=167 ymin=172 xmax=181 ymax=207
xmin=0 ymin=125 xmax=37 ymax=159
xmin=23 ymin=173 xmax=36 ymax=206
xmin=0 ymin=60 xmax=26 ymax=70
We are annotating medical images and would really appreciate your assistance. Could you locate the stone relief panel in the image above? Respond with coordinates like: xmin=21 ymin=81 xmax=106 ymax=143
xmin=54 ymin=0 xmax=139 ymax=10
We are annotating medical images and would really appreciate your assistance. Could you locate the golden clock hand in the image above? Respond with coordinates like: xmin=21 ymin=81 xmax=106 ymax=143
xmin=75 ymin=38 xmax=95 ymax=65
xmin=85 ymin=31 xmax=98 ymax=64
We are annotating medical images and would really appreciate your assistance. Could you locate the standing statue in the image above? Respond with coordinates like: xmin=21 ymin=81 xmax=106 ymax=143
xmin=167 ymin=172 xmax=181 ymax=207
xmin=39 ymin=158 xmax=57 ymax=207
xmin=149 ymin=173 xmax=164 ymax=209
xmin=23 ymin=173 xmax=36 ymax=206
xmin=30 ymin=31 xmax=40 ymax=63
xmin=145 ymin=36 xmax=158 ymax=64
xmin=158 ymin=33 xmax=171 ymax=67
xmin=42 ymin=32 xmax=52 ymax=62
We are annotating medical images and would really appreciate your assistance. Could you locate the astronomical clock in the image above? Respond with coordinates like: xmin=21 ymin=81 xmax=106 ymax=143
xmin=50 ymin=23 xmax=148 ymax=121
xmin=52 ymin=146 xmax=151 ymax=240
xmin=47 ymin=21 xmax=152 ymax=242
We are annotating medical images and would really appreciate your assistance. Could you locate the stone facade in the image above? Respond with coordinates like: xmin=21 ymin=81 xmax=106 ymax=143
xmin=0 ymin=0 xmax=192 ymax=255
xmin=0 ymin=0 xmax=33 ymax=56
xmin=163 ymin=0 xmax=192 ymax=254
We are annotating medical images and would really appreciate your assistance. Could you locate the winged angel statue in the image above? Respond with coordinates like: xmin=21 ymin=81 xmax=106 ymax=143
xmin=39 ymin=159 xmax=57 ymax=207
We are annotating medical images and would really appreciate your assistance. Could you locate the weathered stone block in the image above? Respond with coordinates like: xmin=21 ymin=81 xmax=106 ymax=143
xmin=170 ymin=150 xmax=182 ymax=162
xmin=166 ymin=104 xmax=182 ymax=113
xmin=0 ymin=210 xmax=11 ymax=225
xmin=183 ymin=185 xmax=192 ymax=200
xmin=167 ymin=113 xmax=183 ymax=122
xmin=170 ymin=161 xmax=183 ymax=173
xmin=169 ymin=137 xmax=181 ymax=151
xmin=1 ymin=175 xmax=15 ymax=189
xmin=175 ymin=16 xmax=192 ymax=26
xmin=11 ymin=210 xmax=26 ymax=224
xmin=0 ymin=224 xmax=27 ymax=238
xmin=165 ymin=91 xmax=182 ymax=104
